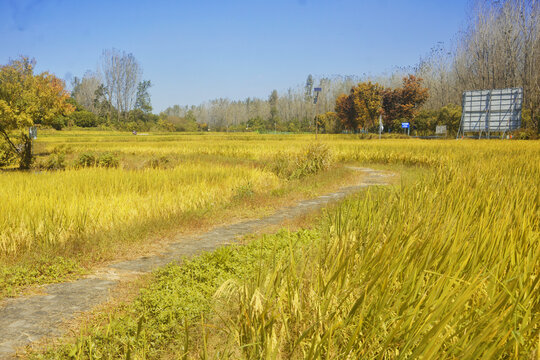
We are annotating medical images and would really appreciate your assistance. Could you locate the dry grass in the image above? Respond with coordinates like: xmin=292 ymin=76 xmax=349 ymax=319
xmin=208 ymin=140 xmax=539 ymax=359
xmin=6 ymin=133 xmax=540 ymax=359
xmin=0 ymin=133 xmax=361 ymax=297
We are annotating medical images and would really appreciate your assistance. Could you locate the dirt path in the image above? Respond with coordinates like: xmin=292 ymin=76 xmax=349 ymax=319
xmin=0 ymin=167 xmax=392 ymax=359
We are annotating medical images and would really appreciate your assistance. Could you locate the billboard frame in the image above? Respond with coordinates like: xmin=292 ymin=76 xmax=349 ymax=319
xmin=457 ymin=87 xmax=523 ymax=139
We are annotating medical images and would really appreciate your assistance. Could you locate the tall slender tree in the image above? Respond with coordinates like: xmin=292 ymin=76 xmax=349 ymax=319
xmin=269 ymin=89 xmax=279 ymax=131
xmin=100 ymin=49 xmax=141 ymax=120
xmin=135 ymin=80 xmax=152 ymax=113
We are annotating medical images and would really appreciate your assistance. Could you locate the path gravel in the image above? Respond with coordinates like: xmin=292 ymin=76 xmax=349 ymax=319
xmin=0 ymin=167 xmax=391 ymax=359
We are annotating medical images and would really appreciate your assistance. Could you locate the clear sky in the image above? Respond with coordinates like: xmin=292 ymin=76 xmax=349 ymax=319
xmin=0 ymin=0 xmax=469 ymax=112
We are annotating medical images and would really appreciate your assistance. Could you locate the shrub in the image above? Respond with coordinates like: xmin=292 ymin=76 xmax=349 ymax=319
xmin=74 ymin=152 xmax=120 ymax=168
xmin=50 ymin=116 xmax=66 ymax=130
xmin=145 ymin=155 xmax=170 ymax=169
xmin=69 ymin=111 xmax=97 ymax=128
xmin=269 ymin=143 xmax=332 ymax=179
xmin=512 ymin=128 xmax=538 ymax=140
xmin=34 ymin=153 xmax=66 ymax=170
xmin=74 ymin=152 xmax=97 ymax=168
xmin=156 ymin=119 xmax=176 ymax=132
xmin=51 ymin=144 xmax=73 ymax=155
xmin=97 ymin=152 xmax=119 ymax=168
xmin=233 ymin=181 xmax=255 ymax=200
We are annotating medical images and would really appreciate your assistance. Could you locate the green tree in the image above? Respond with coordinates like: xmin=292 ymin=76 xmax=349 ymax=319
xmin=0 ymin=57 xmax=74 ymax=168
xmin=269 ymin=89 xmax=279 ymax=132
xmin=135 ymin=80 xmax=152 ymax=113
xmin=93 ymin=83 xmax=114 ymax=118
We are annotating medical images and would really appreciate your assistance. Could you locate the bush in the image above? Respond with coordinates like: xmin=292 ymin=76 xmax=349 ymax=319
xmin=97 ymin=152 xmax=119 ymax=168
xmin=156 ymin=120 xmax=176 ymax=132
xmin=233 ymin=181 xmax=255 ymax=201
xmin=50 ymin=116 xmax=66 ymax=130
xmin=145 ymin=156 xmax=170 ymax=169
xmin=269 ymin=143 xmax=332 ymax=179
xmin=74 ymin=152 xmax=97 ymax=168
xmin=74 ymin=152 xmax=120 ymax=168
xmin=34 ymin=153 xmax=66 ymax=170
xmin=51 ymin=144 xmax=73 ymax=155
xmin=512 ymin=128 xmax=538 ymax=140
xmin=69 ymin=111 xmax=98 ymax=128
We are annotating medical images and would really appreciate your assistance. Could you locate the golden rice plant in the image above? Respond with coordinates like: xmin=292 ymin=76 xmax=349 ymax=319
xmin=22 ymin=135 xmax=539 ymax=359
xmin=0 ymin=161 xmax=279 ymax=256
xmin=213 ymin=140 xmax=540 ymax=359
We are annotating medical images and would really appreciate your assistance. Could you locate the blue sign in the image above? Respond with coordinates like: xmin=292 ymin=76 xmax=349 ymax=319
xmin=314 ymin=87 xmax=322 ymax=92
xmin=401 ymin=122 xmax=410 ymax=129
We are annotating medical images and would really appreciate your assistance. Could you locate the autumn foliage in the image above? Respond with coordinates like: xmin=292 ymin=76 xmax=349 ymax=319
xmin=352 ymin=82 xmax=384 ymax=129
xmin=335 ymin=93 xmax=357 ymax=131
xmin=335 ymin=75 xmax=429 ymax=132
xmin=0 ymin=57 xmax=74 ymax=168
xmin=382 ymin=75 xmax=429 ymax=127
xmin=315 ymin=111 xmax=341 ymax=133
xmin=335 ymin=81 xmax=384 ymax=131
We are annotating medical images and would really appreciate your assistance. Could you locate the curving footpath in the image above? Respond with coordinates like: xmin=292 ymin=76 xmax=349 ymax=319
xmin=0 ymin=167 xmax=392 ymax=359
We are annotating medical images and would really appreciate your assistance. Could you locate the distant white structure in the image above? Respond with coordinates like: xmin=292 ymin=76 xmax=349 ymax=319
xmin=458 ymin=88 xmax=523 ymax=138
xmin=435 ymin=125 xmax=447 ymax=136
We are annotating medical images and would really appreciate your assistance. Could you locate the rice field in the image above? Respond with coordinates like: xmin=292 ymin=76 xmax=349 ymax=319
xmin=0 ymin=131 xmax=444 ymax=258
xmin=0 ymin=164 xmax=278 ymax=255
xmin=23 ymin=133 xmax=539 ymax=359
xmin=212 ymin=143 xmax=539 ymax=359
xmin=0 ymin=131 xmax=346 ymax=296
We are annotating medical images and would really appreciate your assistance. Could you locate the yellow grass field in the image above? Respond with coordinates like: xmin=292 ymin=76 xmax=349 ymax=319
xmin=209 ymin=138 xmax=539 ymax=358
xmin=1 ymin=132 xmax=538 ymax=260
xmin=0 ymin=131 xmax=355 ymax=296
xmin=2 ymin=131 xmax=538 ymax=358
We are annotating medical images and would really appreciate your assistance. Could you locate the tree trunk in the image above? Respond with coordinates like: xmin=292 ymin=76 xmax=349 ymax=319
xmin=19 ymin=134 xmax=33 ymax=169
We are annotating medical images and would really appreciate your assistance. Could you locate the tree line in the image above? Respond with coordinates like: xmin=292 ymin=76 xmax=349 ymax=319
xmin=417 ymin=0 xmax=539 ymax=135
xmin=165 ymin=0 xmax=539 ymax=136
xmin=161 ymin=74 xmax=363 ymax=132
xmin=62 ymin=48 xmax=158 ymax=130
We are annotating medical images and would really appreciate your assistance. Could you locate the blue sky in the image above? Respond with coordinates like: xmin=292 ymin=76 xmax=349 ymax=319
xmin=0 ymin=0 xmax=469 ymax=112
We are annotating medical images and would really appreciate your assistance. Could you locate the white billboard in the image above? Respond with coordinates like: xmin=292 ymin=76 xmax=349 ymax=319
xmin=460 ymin=88 xmax=523 ymax=134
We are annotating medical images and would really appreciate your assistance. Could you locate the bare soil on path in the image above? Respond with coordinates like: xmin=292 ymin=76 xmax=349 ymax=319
xmin=0 ymin=167 xmax=392 ymax=359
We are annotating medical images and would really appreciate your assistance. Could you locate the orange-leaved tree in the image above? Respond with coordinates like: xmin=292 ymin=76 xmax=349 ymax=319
xmin=382 ymin=75 xmax=429 ymax=129
xmin=352 ymin=81 xmax=384 ymax=129
xmin=335 ymin=82 xmax=384 ymax=132
xmin=398 ymin=74 xmax=429 ymax=121
xmin=0 ymin=57 xmax=74 ymax=168
xmin=335 ymin=93 xmax=357 ymax=131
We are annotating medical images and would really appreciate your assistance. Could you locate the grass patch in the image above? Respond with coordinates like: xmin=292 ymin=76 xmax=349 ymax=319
xmin=0 ymin=257 xmax=85 ymax=298
xmin=30 ymin=229 xmax=318 ymax=359
xmin=269 ymin=142 xmax=332 ymax=179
